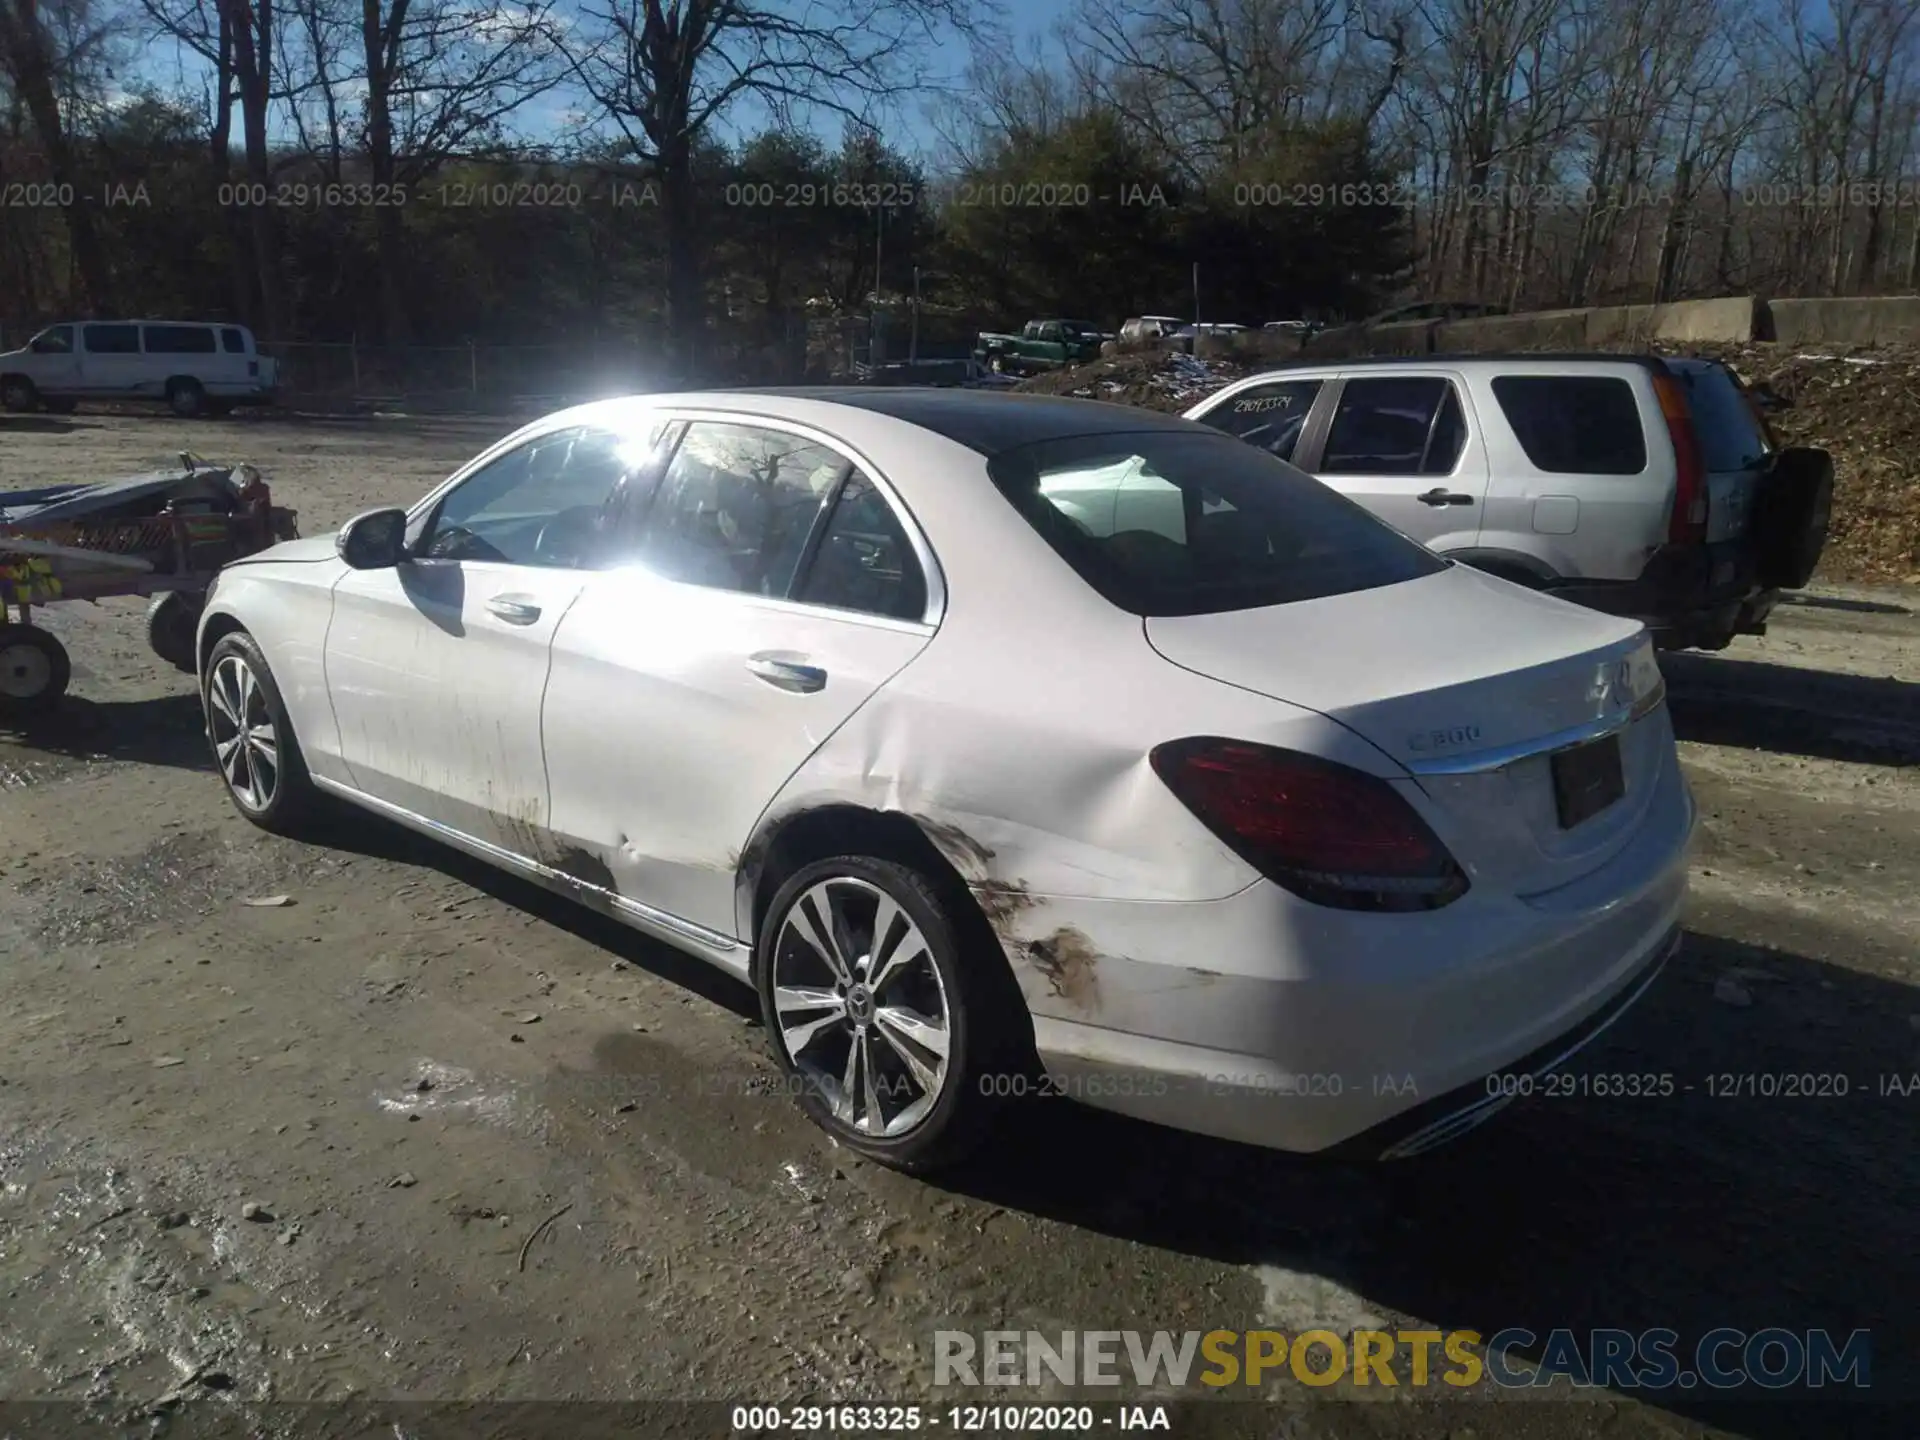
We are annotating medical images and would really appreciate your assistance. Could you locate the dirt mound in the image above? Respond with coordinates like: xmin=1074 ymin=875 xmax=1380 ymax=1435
xmin=1680 ymin=343 xmax=1920 ymax=584
xmin=1017 ymin=351 xmax=1249 ymax=412
xmin=1025 ymin=343 xmax=1920 ymax=584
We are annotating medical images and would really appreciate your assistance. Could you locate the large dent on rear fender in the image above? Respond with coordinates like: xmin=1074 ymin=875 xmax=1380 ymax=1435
xmin=730 ymin=672 xmax=1382 ymax=1023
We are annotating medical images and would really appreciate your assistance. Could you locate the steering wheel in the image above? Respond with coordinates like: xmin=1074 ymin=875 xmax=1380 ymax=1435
xmin=423 ymin=523 xmax=501 ymax=561
xmin=533 ymin=507 xmax=600 ymax=567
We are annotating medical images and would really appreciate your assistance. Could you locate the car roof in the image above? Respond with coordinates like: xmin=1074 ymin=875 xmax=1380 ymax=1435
xmin=712 ymin=387 xmax=1200 ymax=457
xmin=1238 ymin=351 xmax=1679 ymax=372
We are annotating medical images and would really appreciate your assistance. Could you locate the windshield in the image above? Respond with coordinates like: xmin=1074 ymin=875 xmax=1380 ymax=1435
xmin=987 ymin=430 xmax=1447 ymax=617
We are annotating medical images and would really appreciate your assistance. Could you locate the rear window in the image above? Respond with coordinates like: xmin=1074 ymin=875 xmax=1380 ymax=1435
xmin=1491 ymin=375 xmax=1647 ymax=474
xmin=144 ymin=324 xmax=217 ymax=354
xmin=1676 ymin=363 xmax=1770 ymax=471
xmin=986 ymin=430 xmax=1446 ymax=618
xmin=221 ymin=327 xmax=248 ymax=353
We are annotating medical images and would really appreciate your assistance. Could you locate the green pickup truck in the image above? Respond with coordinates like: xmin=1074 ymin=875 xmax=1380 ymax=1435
xmin=974 ymin=319 xmax=1106 ymax=376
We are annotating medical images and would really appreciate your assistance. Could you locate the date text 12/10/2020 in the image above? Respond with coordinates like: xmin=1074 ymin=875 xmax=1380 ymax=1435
xmin=732 ymin=1404 xmax=1173 ymax=1432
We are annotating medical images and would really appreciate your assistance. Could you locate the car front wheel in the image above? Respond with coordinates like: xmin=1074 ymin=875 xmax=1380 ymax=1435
xmin=203 ymin=630 xmax=320 ymax=834
xmin=757 ymin=856 xmax=1013 ymax=1173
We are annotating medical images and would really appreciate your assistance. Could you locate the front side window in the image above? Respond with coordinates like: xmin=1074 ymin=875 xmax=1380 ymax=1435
xmin=418 ymin=426 xmax=632 ymax=568
xmin=793 ymin=471 xmax=928 ymax=621
xmin=635 ymin=422 xmax=846 ymax=596
xmin=1197 ymin=380 xmax=1323 ymax=462
xmin=988 ymin=430 xmax=1446 ymax=617
xmin=1321 ymin=377 xmax=1465 ymax=476
xmin=82 ymin=324 xmax=140 ymax=354
xmin=29 ymin=326 xmax=73 ymax=355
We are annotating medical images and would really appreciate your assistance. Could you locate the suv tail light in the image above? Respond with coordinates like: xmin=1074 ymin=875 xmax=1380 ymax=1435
xmin=1653 ymin=371 xmax=1708 ymax=544
xmin=1149 ymin=738 xmax=1469 ymax=912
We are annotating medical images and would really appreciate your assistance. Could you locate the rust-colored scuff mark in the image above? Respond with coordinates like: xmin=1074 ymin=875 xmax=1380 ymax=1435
xmin=912 ymin=813 xmax=995 ymax=881
xmin=1024 ymin=927 xmax=1102 ymax=1010
xmin=972 ymin=877 xmax=1036 ymax=930
xmin=554 ymin=846 xmax=619 ymax=894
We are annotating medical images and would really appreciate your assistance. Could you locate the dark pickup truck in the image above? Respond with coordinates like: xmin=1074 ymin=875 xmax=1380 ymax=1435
xmin=974 ymin=320 xmax=1105 ymax=376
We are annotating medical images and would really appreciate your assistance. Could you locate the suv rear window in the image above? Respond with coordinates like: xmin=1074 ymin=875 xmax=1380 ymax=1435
xmin=986 ymin=430 xmax=1446 ymax=617
xmin=1491 ymin=375 xmax=1647 ymax=474
xmin=1674 ymin=363 xmax=1770 ymax=471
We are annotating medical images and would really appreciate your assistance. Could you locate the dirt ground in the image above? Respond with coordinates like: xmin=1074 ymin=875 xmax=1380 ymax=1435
xmin=1 ymin=410 xmax=1917 ymax=1439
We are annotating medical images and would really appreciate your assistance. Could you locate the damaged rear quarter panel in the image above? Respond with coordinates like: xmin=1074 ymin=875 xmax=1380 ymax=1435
xmin=742 ymin=598 xmax=1399 ymax=1024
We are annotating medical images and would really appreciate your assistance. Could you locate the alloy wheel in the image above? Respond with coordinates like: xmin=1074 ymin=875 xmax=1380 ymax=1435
xmin=208 ymin=654 xmax=280 ymax=811
xmin=771 ymin=876 xmax=952 ymax=1138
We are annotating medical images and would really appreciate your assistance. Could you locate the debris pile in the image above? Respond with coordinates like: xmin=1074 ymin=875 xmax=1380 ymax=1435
xmin=1688 ymin=342 xmax=1920 ymax=584
xmin=1024 ymin=343 xmax=1920 ymax=585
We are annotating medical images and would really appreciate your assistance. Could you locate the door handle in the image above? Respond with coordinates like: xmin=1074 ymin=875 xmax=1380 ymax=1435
xmin=485 ymin=594 xmax=542 ymax=624
xmin=1418 ymin=488 xmax=1474 ymax=506
xmin=746 ymin=654 xmax=827 ymax=693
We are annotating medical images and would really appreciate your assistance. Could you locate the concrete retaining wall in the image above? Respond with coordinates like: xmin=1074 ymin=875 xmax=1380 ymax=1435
xmin=1300 ymin=294 xmax=1768 ymax=358
xmin=1765 ymin=296 xmax=1920 ymax=346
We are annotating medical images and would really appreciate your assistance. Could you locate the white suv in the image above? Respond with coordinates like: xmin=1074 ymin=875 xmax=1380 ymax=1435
xmin=0 ymin=320 xmax=279 ymax=418
xmin=1186 ymin=354 xmax=1834 ymax=651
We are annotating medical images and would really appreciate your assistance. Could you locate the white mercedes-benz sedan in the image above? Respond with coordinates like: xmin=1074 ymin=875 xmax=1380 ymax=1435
xmin=196 ymin=389 xmax=1692 ymax=1172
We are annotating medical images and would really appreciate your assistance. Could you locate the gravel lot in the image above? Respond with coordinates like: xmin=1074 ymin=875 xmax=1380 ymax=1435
xmin=1 ymin=410 xmax=1917 ymax=1439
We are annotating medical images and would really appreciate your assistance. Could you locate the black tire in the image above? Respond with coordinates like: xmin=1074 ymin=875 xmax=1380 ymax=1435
xmin=1753 ymin=447 xmax=1833 ymax=591
xmin=41 ymin=395 xmax=76 ymax=415
xmin=166 ymin=378 xmax=207 ymax=418
xmin=0 ymin=624 xmax=71 ymax=718
xmin=146 ymin=591 xmax=202 ymax=672
xmin=202 ymin=630 xmax=321 ymax=835
xmin=756 ymin=854 xmax=1021 ymax=1174
xmin=1 ymin=376 xmax=39 ymax=412
xmin=988 ymin=353 xmax=1007 ymax=374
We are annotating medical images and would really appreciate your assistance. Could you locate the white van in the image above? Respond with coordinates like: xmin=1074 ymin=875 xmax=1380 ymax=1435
xmin=0 ymin=321 xmax=279 ymax=417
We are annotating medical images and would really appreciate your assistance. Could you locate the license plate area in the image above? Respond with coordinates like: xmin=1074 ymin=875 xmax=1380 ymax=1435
xmin=1551 ymin=733 xmax=1625 ymax=829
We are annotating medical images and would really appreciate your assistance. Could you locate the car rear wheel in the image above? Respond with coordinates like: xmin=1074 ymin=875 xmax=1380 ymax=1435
xmin=0 ymin=624 xmax=71 ymax=718
xmin=1 ymin=377 xmax=39 ymax=412
xmin=167 ymin=378 xmax=207 ymax=418
xmin=203 ymin=631 xmax=320 ymax=834
xmin=757 ymin=856 xmax=1013 ymax=1173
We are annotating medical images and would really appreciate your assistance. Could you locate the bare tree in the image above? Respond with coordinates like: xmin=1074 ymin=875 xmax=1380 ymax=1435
xmin=0 ymin=0 xmax=118 ymax=309
xmin=563 ymin=0 xmax=992 ymax=375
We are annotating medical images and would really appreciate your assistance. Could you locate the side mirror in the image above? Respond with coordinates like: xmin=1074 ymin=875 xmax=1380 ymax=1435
xmin=336 ymin=507 xmax=409 ymax=569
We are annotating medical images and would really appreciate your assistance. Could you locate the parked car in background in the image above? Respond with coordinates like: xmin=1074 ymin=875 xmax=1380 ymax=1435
xmin=973 ymin=320 xmax=1104 ymax=376
xmin=0 ymin=321 xmax=278 ymax=417
xmin=1186 ymin=353 xmax=1833 ymax=651
xmin=1118 ymin=316 xmax=1189 ymax=346
xmin=198 ymin=388 xmax=1690 ymax=1174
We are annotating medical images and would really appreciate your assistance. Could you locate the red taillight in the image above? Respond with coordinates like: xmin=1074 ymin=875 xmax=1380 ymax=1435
xmin=1149 ymin=738 xmax=1468 ymax=912
xmin=1653 ymin=372 xmax=1708 ymax=544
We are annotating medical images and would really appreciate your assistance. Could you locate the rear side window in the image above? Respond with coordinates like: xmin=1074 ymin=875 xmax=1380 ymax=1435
xmin=1198 ymin=380 xmax=1322 ymax=462
xmin=793 ymin=471 xmax=928 ymax=621
xmin=987 ymin=430 xmax=1446 ymax=617
xmin=144 ymin=325 xmax=217 ymax=354
xmin=221 ymin=327 xmax=248 ymax=354
xmin=1321 ymin=377 xmax=1464 ymax=475
xmin=1677 ymin=364 xmax=1770 ymax=471
xmin=1491 ymin=375 xmax=1647 ymax=474
xmin=82 ymin=324 xmax=140 ymax=354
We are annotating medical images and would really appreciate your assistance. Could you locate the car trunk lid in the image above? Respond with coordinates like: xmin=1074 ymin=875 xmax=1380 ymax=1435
xmin=1145 ymin=563 xmax=1670 ymax=896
